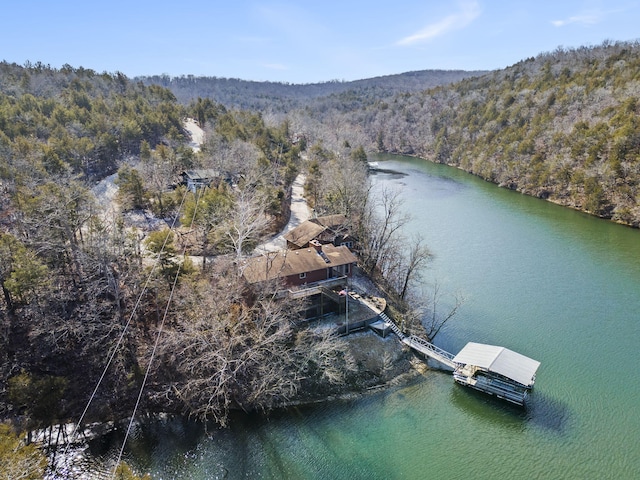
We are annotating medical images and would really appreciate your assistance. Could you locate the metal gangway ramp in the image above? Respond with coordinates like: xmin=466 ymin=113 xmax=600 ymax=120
xmin=377 ymin=312 xmax=455 ymax=369
xmin=402 ymin=335 xmax=456 ymax=369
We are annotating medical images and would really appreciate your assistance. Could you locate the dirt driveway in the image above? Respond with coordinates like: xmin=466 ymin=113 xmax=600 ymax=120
xmin=255 ymin=173 xmax=309 ymax=253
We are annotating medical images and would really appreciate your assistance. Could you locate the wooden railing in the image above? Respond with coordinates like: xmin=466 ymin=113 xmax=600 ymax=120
xmin=280 ymin=276 xmax=348 ymax=299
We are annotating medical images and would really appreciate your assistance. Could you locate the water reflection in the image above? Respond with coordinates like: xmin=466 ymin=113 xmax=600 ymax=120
xmin=370 ymin=162 xmax=467 ymax=200
xmin=449 ymin=375 xmax=571 ymax=438
xmin=367 ymin=166 xmax=407 ymax=179
xmin=450 ymin=383 xmax=529 ymax=426
xmin=524 ymin=393 xmax=571 ymax=435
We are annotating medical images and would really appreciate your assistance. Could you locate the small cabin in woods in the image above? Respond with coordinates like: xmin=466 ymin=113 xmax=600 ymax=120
xmin=182 ymin=169 xmax=227 ymax=192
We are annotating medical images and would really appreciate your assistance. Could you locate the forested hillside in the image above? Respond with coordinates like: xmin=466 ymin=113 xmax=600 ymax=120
xmin=149 ymin=41 xmax=640 ymax=226
xmin=3 ymin=37 xmax=640 ymax=476
xmin=140 ymin=69 xmax=486 ymax=111
xmin=0 ymin=59 xmax=449 ymax=465
xmin=0 ymin=61 xmax=359 ymax=453
xmin=324 ymin=40 xmax=640 ymax=226
xmin=0 ymin=61 xmax=188 ymax=181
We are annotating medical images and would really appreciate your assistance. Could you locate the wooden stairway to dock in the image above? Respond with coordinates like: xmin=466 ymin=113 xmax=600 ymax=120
xmin=378 ymin=312 xmax=405 ymax=339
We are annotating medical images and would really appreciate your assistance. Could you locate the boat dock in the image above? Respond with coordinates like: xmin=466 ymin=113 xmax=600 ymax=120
xmin=370 ymin=312 xmax=540 ymax=406
xmin=328 ymin=285 xmax=540 ymax=406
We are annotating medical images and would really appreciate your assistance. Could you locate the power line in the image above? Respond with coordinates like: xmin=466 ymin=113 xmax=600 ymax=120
xmin=60 ymin=185 xmax=190 ymax=468
xmin=111 ymin=185 xmax=204 ymax=478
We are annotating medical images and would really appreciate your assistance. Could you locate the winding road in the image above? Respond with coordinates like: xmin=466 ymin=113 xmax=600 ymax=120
xmin=255 ymin=173 xmax=310 ymax=253
xmin=183 ymin=117 xmax=310 ymax=254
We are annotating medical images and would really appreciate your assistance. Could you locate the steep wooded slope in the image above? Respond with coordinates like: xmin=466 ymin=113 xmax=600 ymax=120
xmin=0 ymin=62 xmax=358 ymax=436
xmin=345 ymin=41 xmax=640 ymax=225
xmin=0 ymin=61 xmax=187 ymax=180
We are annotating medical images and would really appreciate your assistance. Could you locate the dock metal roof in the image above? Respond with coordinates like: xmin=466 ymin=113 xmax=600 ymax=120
xmin=452 ymin=342 xmax=540 ymax=387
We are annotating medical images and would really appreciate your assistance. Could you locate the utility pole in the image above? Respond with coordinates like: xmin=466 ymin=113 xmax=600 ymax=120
xmin=346 ymin=288 xmax=349 ymax=334
xmin=339 ymin=286 xmax=349 ymax=334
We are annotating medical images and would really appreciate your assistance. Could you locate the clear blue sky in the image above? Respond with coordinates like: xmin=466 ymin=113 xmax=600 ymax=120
xmin=2 ymin=0 xmax=639 ymax=83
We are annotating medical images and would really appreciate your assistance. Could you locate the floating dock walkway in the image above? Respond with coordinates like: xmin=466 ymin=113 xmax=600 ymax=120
xmin=374 ymin=312 xmax=540 ymax=406
xmin=375 ymin=312 xmax=455 ymax=369
xmin=332 ymin=287 xmax=540 ymax=406
xmin=402 ymin=335 xmax=456 ymax=369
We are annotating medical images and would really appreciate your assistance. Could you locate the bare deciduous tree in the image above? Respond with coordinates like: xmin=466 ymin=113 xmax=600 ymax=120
xmin=140 ymin=154 xmax=177 ymax=216
xmin=154 ymin=262 xmax=352 ymax=426
xmin=322 ymin=154 xmax=370 ymax=218
xmin=223 ymin=184 xmax=271 ymax=261
xmin=397 ymin=235 xmax=433 ymax=300
xmin=402 ymin=280 xmax=464 ymax=341
xmin=358 ymin=186 xmax=409 ymax=275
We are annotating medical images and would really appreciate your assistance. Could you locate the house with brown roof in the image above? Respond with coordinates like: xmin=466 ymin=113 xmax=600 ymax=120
xmin=284 ymin=214 xmax=352 ymax=250
xmin=242 ymin=241 xmax=357 ymax=288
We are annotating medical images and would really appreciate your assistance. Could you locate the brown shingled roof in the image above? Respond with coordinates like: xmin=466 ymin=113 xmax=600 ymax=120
xmin=315 ymin=214 xmax=348 ymax=228
xmin=283 ymin=214 xmax=348 ymax=248
xmin=283 ymin=221 xmax=326 ymax=247
xmin=242 ymin=244 xmax=357 ymax=284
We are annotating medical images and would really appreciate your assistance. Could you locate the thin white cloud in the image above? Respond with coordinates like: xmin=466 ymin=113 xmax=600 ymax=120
xmin=396 ymin=1 xmax=481 ymax=46
xmin=551 ymin=12 xmax=602 ymax=27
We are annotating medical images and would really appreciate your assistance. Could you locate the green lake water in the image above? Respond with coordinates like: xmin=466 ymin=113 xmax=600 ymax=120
xmin=62 ymin=154 xmax=640 ymax=479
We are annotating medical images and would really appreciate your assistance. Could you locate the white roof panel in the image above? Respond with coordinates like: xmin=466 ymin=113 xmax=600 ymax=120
xmin=452 ymin=342 xmax=540 ymax=387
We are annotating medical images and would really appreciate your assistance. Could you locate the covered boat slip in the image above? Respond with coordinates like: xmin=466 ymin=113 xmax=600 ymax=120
xmin=452 ymin=342 xmax=541 ymax=406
